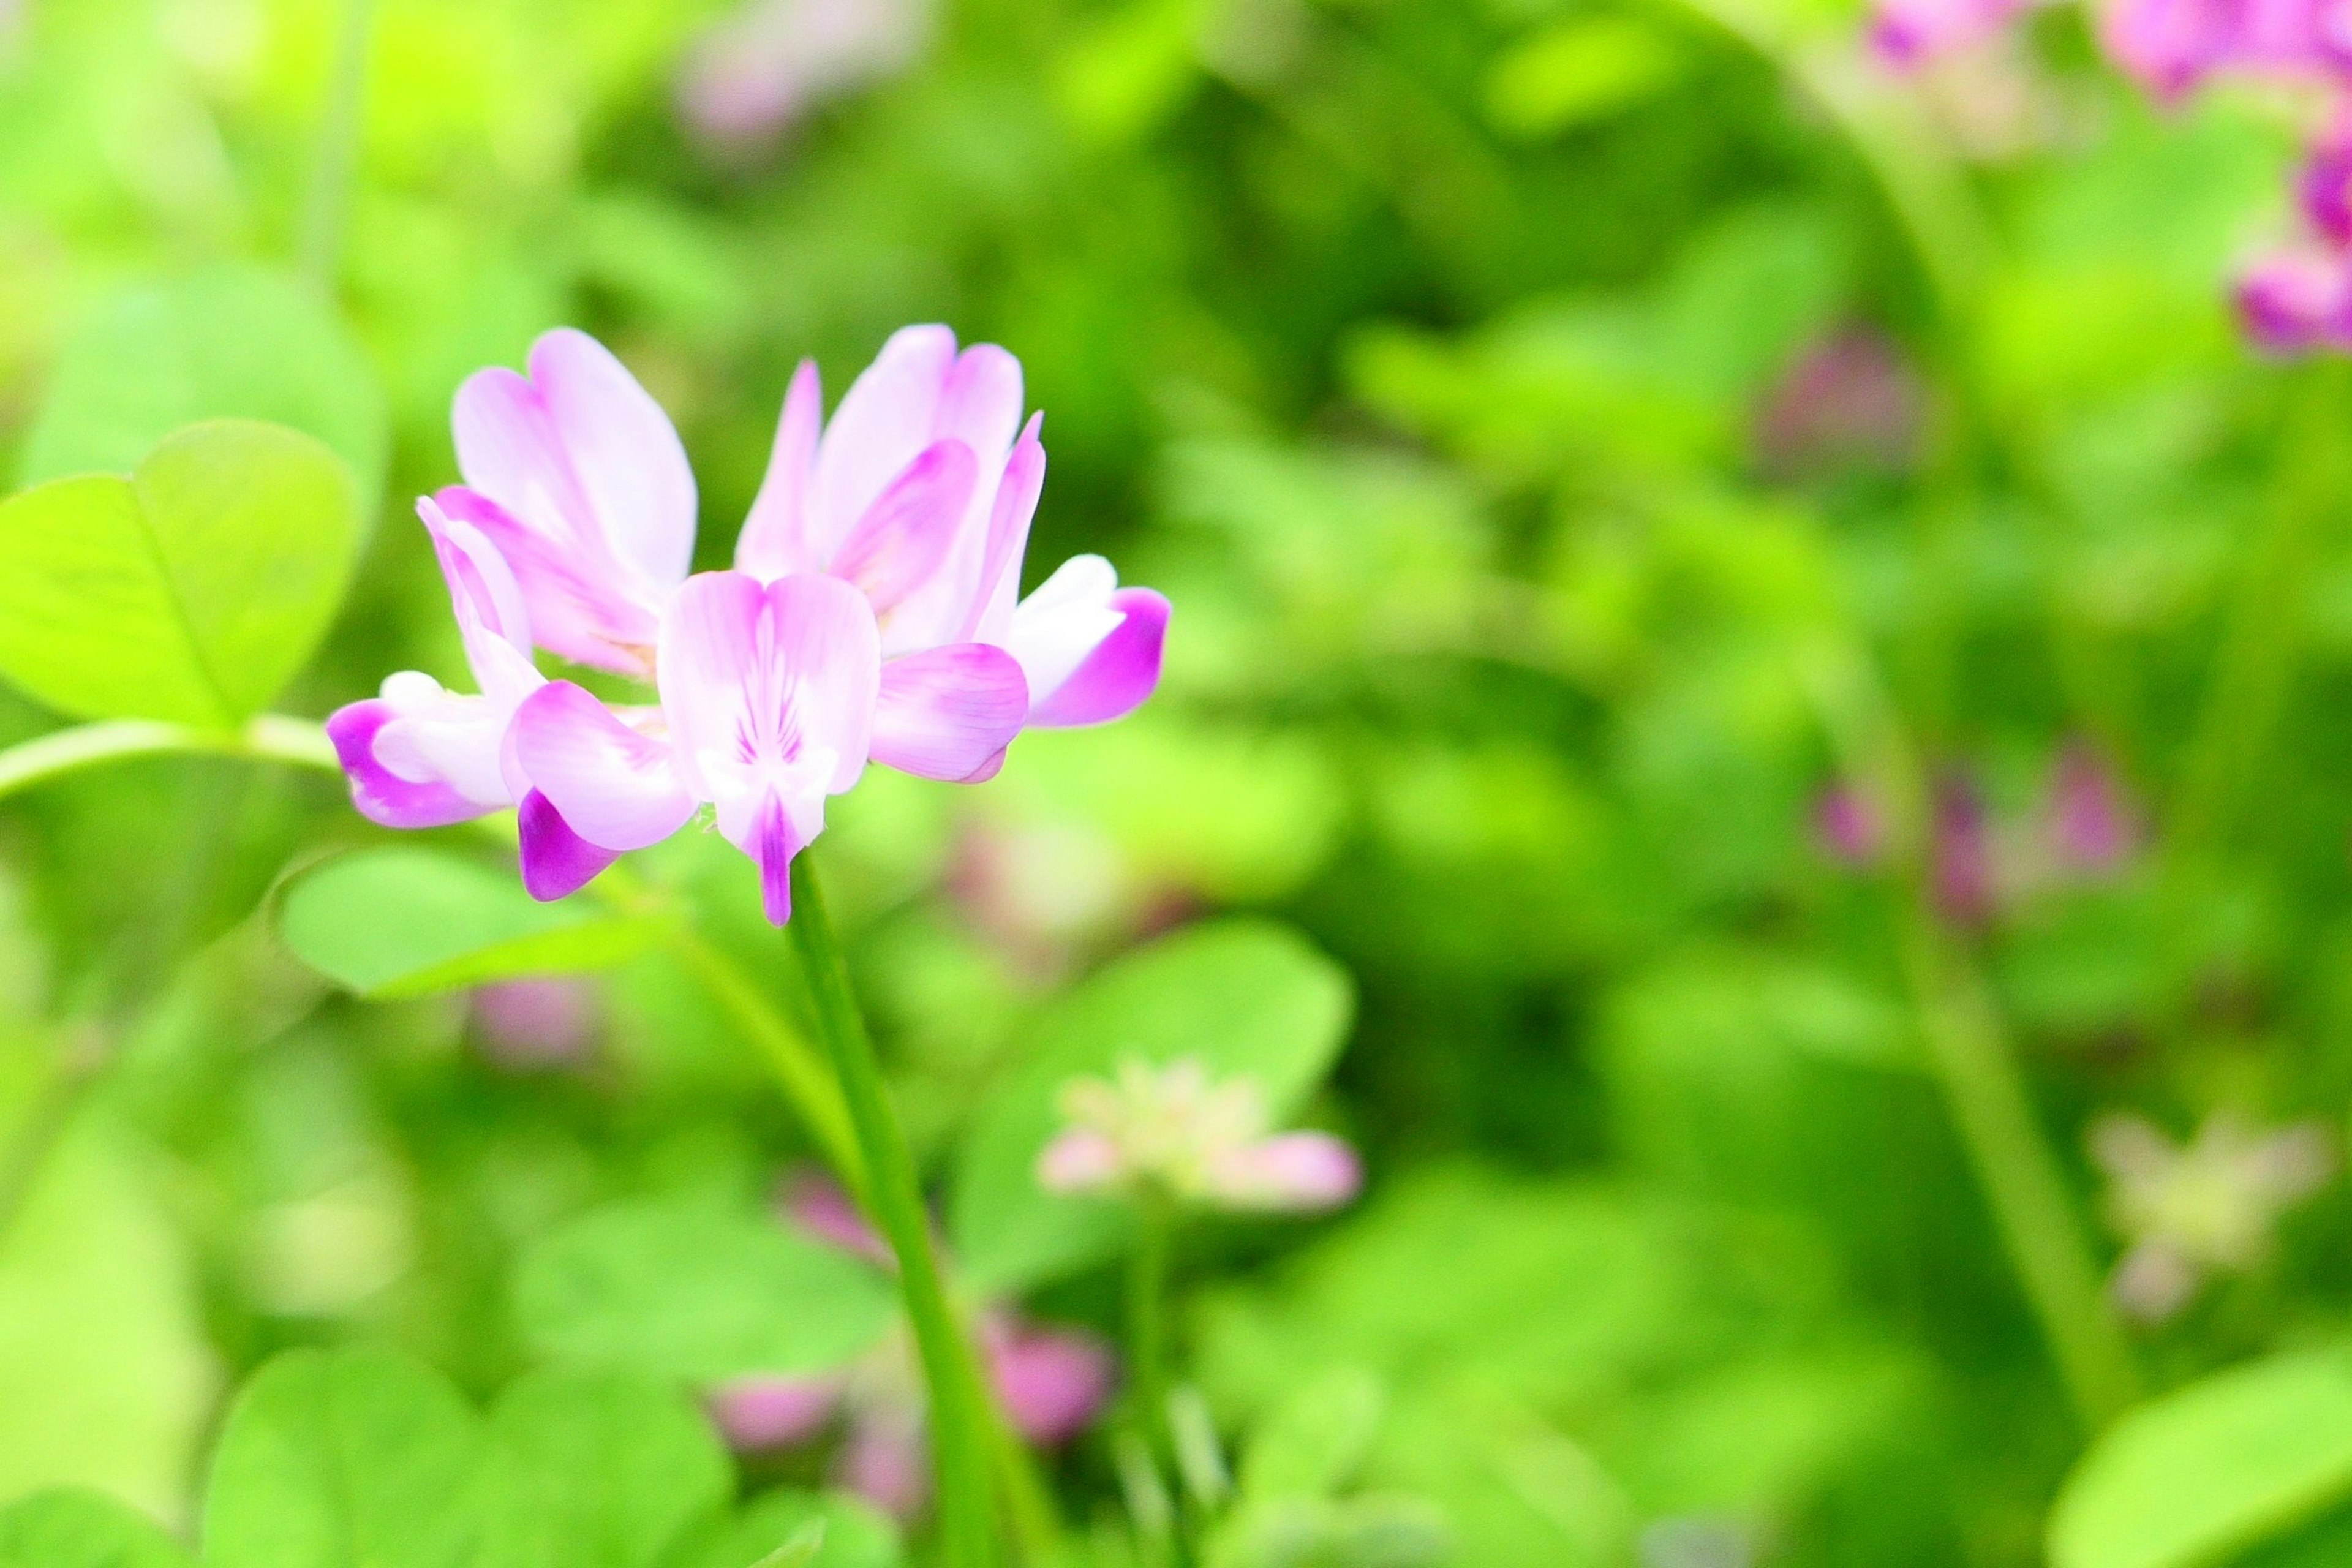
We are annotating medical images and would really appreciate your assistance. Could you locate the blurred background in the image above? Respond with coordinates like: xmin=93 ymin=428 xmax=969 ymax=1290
xmin=2 ymin=0 xmax=2350 ymax=1564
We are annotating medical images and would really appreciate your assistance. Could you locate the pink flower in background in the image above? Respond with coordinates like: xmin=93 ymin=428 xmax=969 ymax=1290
xmin=1871 ymin=0 xmax=2035 ymax=69
xmin=2092 ymin=1110 xmax=2332 ymax=1321
xmin=330 ymin=326 xmax=1167 ymax=922
xmin=677 ymin=0 xmax=929 ymax=150
xmin=470 ymin=976 xmax=601 ymax=1069
xmin=1755 ymin=328 xmax=1924 ymax=478
xmin=2042 ymin=741 xmax=2141 ymax=873
xmin=1932 ymin=777 xmax=1998 ymax=927
xmin=1036 ymin=1057 xmax=1362 ymax=1214
xmin=1814 ymin=784 xmax=1889 ymax=867
xmin=709 ymin=1172 xmax=1115 ymax=1518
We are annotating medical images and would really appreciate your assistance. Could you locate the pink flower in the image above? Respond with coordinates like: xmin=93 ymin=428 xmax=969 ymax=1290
xmin=1814 ymin=784 xmax=1889 ymax=867
xmin=331 ymin=326 xmax=1168 ymax=923
xmin=1932 ymin=776 xmax=1997 ymax=927
xmin=2043 ymin=741 xmax=2141 ymax=874
xmin=2235 ymin=244 xmax=2352 ymax=353
xmin=677 ymin=0 xmax=929 ymax=149
xmin=1035 ymin=1057 xmax=1362 ymax=1215
xmin=470 ymin=976 xmax=600 ymax=1069
xmin=1870 ymin=0 xmax=2034 ymax=69
xmin=709 ymin=1173 xmax=1115 ymax=1519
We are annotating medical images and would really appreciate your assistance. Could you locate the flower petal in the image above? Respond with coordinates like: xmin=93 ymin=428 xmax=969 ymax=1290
xmin=984 ymin=1319 xmax=1115 ymax=1447
xmin=753 ymin=790 xmax=808 ymax=926
xmin=658 ymin=570 xmax=770 ymax=809
xmin=870 ymin=644 xmax=1028 ymax=782
xmin=1035 ymin=1128 xmax=1122 ymax=1195
xmin=829 ymin=439 xmax=978 ymax=614
xmin=805 ymin=325 xmax=959 ymax=559
xmin=709 ymin=1376 xmax=847 ymax=1452
xmin=417 ymin=499 xmax=541 ymax=707
xmin=962 ymin=415 xmax=1046 ymax=644
xmin=736 ymin=358 xmax=824 ymax=581
xmin=526 ymin=328 xmax=698 ymax=590
xmin=327 ymin=699 xmax=481 ymax=829
xmin=1205 ymin=1131 xmax=1362 ymax=1213
xmin=1025 ymin=587 xmax=1168 ymax=729
xmin=511 ymin=682 xmax=696 ymax=851
xmin=763 ymin=573 xmax=884 ymax=795
xmin=518 ymin=789 xmax=622 ymax=902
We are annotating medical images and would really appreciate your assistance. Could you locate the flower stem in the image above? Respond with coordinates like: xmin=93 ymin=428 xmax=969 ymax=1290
xmin=1126 ymin=1196 xmax=1173 ymax=1458
xmin=300 ymin=0 xmax=374 ymax=287
xmin=786 ymin=855 xmax=998 ymax=1568
xmin=0 ymin=715 xmax=339 ymax=801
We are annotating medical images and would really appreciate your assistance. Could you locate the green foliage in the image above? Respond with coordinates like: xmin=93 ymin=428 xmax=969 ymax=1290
xmin=511 ymin=1199 xmax=897 ymax=1381
xmin=477 ymin=1368 xmax=733 ymax=1568
xmin=200 ymin=1348 xmax=485 ymax=1568
xmin=0 ymin=1489 xmax=192 ymax=1568
xmin=660 ymin=1492 xmax=900 ymax=1568
xmin=2049 ymin=1346 xmax=2352 ymax=1568
xmin=20 ymin=266 xmax=390 ymax=514
xmin=952 ymin=919 xmax=1354 ymax=1291
xmin=0 ymin=421 xmax=360 ymax=726
xmin=276 ymin=849 xmax=671 ymax=998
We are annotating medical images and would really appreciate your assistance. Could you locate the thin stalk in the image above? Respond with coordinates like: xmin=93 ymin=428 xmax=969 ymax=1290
xmin=1126 ymin=1197 xmax=1173 ymax=1459
xmin=0 ymin=715 xmax=338 ymax=801
xmin=300 ymin=0 xmax=375 ymax=287
xmin=666 ymin=927 xmax=864 ymax=1197
xmin=786 ymin=856 xmax=998 ymax=1568
xmin=1801 ymin=638 xmax=2140 ymax=1428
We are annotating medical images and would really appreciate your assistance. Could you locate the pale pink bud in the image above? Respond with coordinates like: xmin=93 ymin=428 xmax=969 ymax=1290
xmin=470 ymin=976 xmax=599 ymax=1069
xmin=709 ymin=1374 xmax=845 ymax=1450
xmin=1036 ymin=1127 xmax=1125 ymax=1196
xmin=1206 ymin=1131 xmax=1363 ymax=1213
xmin=983 ymin=1316 xmax=1116 ymax=1446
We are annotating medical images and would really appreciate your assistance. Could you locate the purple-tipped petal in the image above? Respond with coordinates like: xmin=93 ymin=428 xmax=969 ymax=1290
xmin=519 ymin=790 xmax=622 ymax=900
xmin=511 ymin=682 xmax=696 ymax=851
xmin=737 ymin=358 xmax=824 ymax=581
xmin=328 ymin=699 xmax=482 ymax=829
xmin=755 ymin=792 xmax=806 ymax=926
xmin=1027 ymin=589 xmax=1168 ymax=729
xmin=984 ymin=1319 xmax=1115 ymax=1447
xmin=709 ymin=1375 xmax=848 ymax=1452
xmin=829 ymin=439 xmax=979 ymax=614
xmin=871 ymin=644 xmax=1029 ymax=781
xmin=1208 ymin=1132 xmax=1362 ymax=1212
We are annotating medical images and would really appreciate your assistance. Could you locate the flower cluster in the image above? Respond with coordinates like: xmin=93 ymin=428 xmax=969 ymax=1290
xmin=329 ymin=328 xmax=1169 ymax=924
xmin=1035 ymin=1057 xmax=1362 ymax=1213
xmin=1866 ymin=0 xmax=2352 ymax=350
xmin=2091 ymin=1110 xmax=2334 ymax=1321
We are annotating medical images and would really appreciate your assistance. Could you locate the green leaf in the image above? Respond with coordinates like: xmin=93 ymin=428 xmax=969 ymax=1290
xmin=1483 ymin=18 xmax=1684 ymax=140
xmin=21 ymin=265 xmax=390 ymax=512
xmin=0 ymin=1111 xmax=214 ymax=1518
xmin=658 ymin=1491 xmax=900 ymax=1568
xmin=2048 ymin=1345 xmax=2352 ymax=1568
xmin=276 ymin=849 xmax=671 ymax=999
xmin=477 ymin=1368 xmax=733 ymax=1568
xmin=0 ymin=1488 xmax=193 ymax=1568
xmin=951 ymin=919 xmax=1354 ymax=1292
xmin=0 ymin=420 xmax=361 ymax=726
xmin=201 ymin=1348 xmax=484 ymax=1568
xmin=513 ymin=1200 xmax=898 ymax=1382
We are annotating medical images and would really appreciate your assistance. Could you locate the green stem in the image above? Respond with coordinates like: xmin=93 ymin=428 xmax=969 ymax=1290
xmin=786 ymin=856 xmax=998 ymax=1568
xmin=1126 ymin=1197 xmax=1173 ymax=1456
xmin=666 ymin=927 xmax=864 ymax=1197
xmin=300 ymin=0 xmax=375 ymax=287
xmin=0 ymin=715 xmax=338 ymax=801
xmin=1801 ymin=638 xmax=2139 ymax=1428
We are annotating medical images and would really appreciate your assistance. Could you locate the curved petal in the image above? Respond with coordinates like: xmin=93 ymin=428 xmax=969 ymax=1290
xmin=1204 ymin=1131 xmax=1362 ymax=1213
xmin=417 ymin=499 xmax=541 ymax=707
xmin=371 ymin=671 xmax=516 ymax=808
xmin=829 ymin=439 xmax=978 ymax=614
xmin=527 ymin=328 xmax=698 ymax=590
xmin=870 ymin=644 xmax=1028 ymax=781
xmin=436 ymin=487 xmax=660 ymax=676
xmin=511 ymin=682 xmax=696 ymax=851
xmin=1026 ymin=587 xmax=1167 ymax=729
xmin=753 ymin=790 xmax=809 ymax=926
xmin=518 ymin=790 xmax=622 ymax=902
xmin=805 ymin=325 xmax=959 ymax=557
xmin=327 ymin=699 xmax=481 ymax=829
xmin=658 ymin=571 xmax=770 ymax=807
xmin=736 ymin=358 xmax=823 ymax=581
xmin=983 ymin=1321 xmax=1114 ymax=1447
xmin=709 ymin=1376 xmax=848 ymax=1452
xmin=764 ymin=573 xmax=883 ymax=794
xmin=963 ymin=415 xmax=1046 ymax=644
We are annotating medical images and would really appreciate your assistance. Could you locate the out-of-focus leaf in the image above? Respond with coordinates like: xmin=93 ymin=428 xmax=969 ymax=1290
xmin=0 ymin=1489 xmax=192 ymax=1568
xmin=1483 ymin=18 xmax=1684 ymax=140
xmin=512 ymin=1200 xmax=897 ymax=1382
xmin=0 ymin=420 xmax=361 ymax=726
xmin=658 ymin=1491 xmax=900 ymax=1568
xmin=20 ymin=265 xmax=390 ymax=512
xmin=2048 ymin=1345 xmax=2352 ymax=1568
xmin=276 ymin=849 xmax=671 ymax=999
xmin=201 ymin=1348 xmax=484 ymax=1568
xmin=1238 ymin=1368 xmax=1387 ymax=1502
xmin=477 ymin=1367 xmax=733 ymax=1568
xmin=951 ymin=919 xmax=1354 ymax=1292
xmin=0 ymin=1110 xmax=214 ymax=1518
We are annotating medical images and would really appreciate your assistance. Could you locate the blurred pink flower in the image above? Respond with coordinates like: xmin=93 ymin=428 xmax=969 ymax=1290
xmin=1814 ymin=784 xmax=1889 ymax=867
xmin=470 ymin=977 xmax=600 ymax=1069
xmin=710 ymin=1172 xmax=1115 ymax=1518
xmin=1036 ymin=1057 xmax=1362 ymax=1214
xmin=1932 ymin=777 xmax=1998 ymax=927
xmin=1755 ymin=329 xmax=1924 ymax=478
xmin=677 ymin=0 xmax=930 ymax=150
xmin=2092 ymin=1110 xmax=2332 ymax=1321
xmin=2236 ymin=243 xmax=2352 ymax=353
xmin=1871 ymin=0 xmax=2035 ymax=69
xmin=2042 ymin=741 xmax=2141 ymax=874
